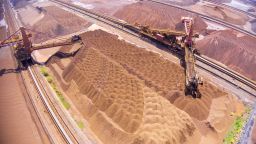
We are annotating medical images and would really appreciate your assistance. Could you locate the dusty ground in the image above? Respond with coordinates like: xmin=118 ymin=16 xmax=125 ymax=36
xmin=30 ymin=6 xmax=90 ymax=43
xmin=113 ymin=1 xmax=207 ymax=33
xmin=0 ymin=48 xmax=45 ymax=144
xmin=111 ymin=0 xmax=256 ymax=83
xmin=196 ymin=29 xmax=256 ymax=81
xmin=17 ymin=4 xmax=45 ymax=26
xmin=8 ymin=0 xmax=249 ymax=143
xmin=0 ymin=4 xmax=44 ymax=139
xmin=188 ymin=2 xmax=250 ymax=26
xmin=0 ymin=1 xmax=51 ymax=143
xmin=67 ymin=0 xmax=137 ymax=15
xmin=47 ymin=30 xmax=244 ymax=144
xmin=15 ymin=0 xmax=91 ymax=43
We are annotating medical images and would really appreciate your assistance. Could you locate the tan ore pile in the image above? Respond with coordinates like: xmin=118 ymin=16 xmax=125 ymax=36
xmin=48 ymin=30 xmax=244 ymax=144
xmin=113 ymin=1 xmax=207 ymax=33
xmin=196 ymin=30 xmax=256 ymax=81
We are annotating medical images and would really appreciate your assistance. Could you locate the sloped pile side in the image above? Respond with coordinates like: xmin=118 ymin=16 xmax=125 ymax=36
xmin=31 ymin=6 xmax=90 ymax=43
xmin=189 ymin=2 xmax=249 ymax=26
xmin=79 ymin=30 xmax=228 ymax=121
xmin=62 ymin=47 xmax=200 ymax=144
xmin=113 ymin=1 xmax=207 ymax=33
xmin=64 ymin=47 xmax=144 ymax=134
xmin=196 ymin=30 xmax=256 ymax=81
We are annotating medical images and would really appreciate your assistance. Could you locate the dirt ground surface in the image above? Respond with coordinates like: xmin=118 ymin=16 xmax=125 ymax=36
xmin=15 ymin=0 xmax=91 ymax=43
xmin=0 ymin=2 xmax=40 ymax=143
xmin=17 ymin=4 xmax=45 ymax=26
xmin=196 ymin=29 xmax=256 ymax=81
xmin=65 ymin=0 xmax=137 ymax=15
xmin=113 ymin=1 xmax=207 ymax=33
xmin=47 ymin=30 xmax=244 ymax=144
xmin=111 ymin=0 xmax=256 ymax=83
xmin=188 ymin=2 xmax=250 ymax=26
xmin=30 ymin=6 xmax=90 ymax=43
xmin=0 ymin=46 xmax=44 ymax=144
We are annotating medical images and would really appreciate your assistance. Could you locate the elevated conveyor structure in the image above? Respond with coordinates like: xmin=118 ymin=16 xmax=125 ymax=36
xmin=182 ymin=17 xmax=202 ymax=98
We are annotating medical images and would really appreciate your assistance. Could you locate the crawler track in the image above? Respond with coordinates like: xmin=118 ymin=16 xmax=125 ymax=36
xmin=50 ymin=0 xmax=256 ymax=97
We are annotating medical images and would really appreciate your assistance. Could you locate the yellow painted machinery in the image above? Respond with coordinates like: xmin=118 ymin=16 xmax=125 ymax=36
xmin=0 ymin=27 xmax=82 ymax=66
xmin=135 ymin=17 xmax=202 ymax=98
xmin=182 ymin=17 xmax=202 ymax=98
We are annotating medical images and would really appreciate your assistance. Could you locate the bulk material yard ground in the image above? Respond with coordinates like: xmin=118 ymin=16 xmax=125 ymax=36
xmin=112 ymin=0 xmax=256 ymax=81
xmin=1 ymin=0 xmax=256 ymax=144
xmin=45 ymin=29 xmax=245 ymax=144
xmin=0 ymin=1 xmax=48 ymax=143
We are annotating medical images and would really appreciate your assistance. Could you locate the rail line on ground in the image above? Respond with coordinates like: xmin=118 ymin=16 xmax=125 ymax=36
xmin=203 ymin=0 xmax=256 ymax=19
xmin=4 ymin=0 xmax=77 ymax=143
xmin=195 ymin=56 xmax=256 ymax=97
xmin=147 ymin=0 xmax=256 ymax=38
xmin=28 ymin=65 xmax=77 ymax=144
xmin=50 ymin=0 xmax=256 ymax=97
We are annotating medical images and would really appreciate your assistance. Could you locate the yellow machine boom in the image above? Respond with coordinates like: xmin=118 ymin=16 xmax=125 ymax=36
xmin=0 ymin=27 xmax=82 ymax=66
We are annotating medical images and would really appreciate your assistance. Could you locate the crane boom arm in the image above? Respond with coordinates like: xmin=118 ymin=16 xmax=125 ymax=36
xmin=31 ymin=41 xmax=74 ymax=51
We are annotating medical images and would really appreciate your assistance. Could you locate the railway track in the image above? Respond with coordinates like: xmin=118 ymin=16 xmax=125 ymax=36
xmin=147 ymin=0 xmax=256 ymax=38
xmin=28 ymin=65 xmax=76 ymax=144
xmin=195 ymin=55 xmax=256 ymax=97
xmin=203 ymin=0 xmax=256 ymax=19
xmin=50 ymin=0 xmax=256 ymax=97
xmin=4 ymin=0 xmax=78 ymax=143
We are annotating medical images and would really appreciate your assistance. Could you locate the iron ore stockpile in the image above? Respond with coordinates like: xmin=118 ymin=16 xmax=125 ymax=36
xmin=113 ymin=0 xmax=256 ymax=81
xmin=113 ymin=1 xmax=207 ymax=33
xmin=14 ymin=0 xmax=91 ymax=43
xmin=1 ymin=0 xmax=256 ymax=144
xmin=196 ymin=29 xmax=256 ymax=81
xmin=30 ymin=6 xmax=91 ymax=43
xmin=48 ymin=29 xmax=244 ymax=144
xmin=189 ymin=2 xmax=249 ymax=26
